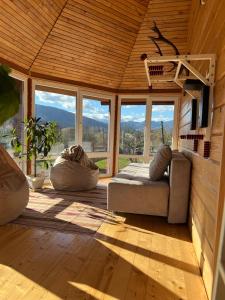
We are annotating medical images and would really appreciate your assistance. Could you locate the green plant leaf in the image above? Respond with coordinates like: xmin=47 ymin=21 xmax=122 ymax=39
xmin=0 ymin=65 xmax=20 ymax=125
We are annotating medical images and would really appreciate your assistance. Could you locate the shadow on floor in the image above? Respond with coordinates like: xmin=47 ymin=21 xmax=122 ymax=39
xmin=0 ymin=187 xmax=205 ymax=299
xmin=0 ymin=220 xmax=199 ymax=300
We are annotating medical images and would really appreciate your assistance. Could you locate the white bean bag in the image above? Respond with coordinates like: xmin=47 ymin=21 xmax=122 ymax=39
xmin=50 ymin=156 xmax=99 ymax=191
xmin=0 ymin=145 xmax=29 ymax=225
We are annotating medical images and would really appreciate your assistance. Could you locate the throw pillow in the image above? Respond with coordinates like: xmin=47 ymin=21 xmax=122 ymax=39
xmin=149 ymin=144 xmax=172 ymax=181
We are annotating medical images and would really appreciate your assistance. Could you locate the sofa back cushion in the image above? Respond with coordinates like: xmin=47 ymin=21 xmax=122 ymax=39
xmin=149 ymin=144 xmax=172 ymax=181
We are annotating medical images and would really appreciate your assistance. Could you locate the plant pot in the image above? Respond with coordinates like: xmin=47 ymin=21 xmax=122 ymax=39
xmin=26 ymin=175 xmax=45 ymax=191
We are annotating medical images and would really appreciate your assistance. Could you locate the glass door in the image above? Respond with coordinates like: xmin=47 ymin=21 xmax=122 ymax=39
xmin=150 ymin=102 xmax=175 ymax=155
xmin=117 ymin=98 xmax=148 ymax=172
xmin=80 ymin=95 xmax=114 ymax=176
xmin=116 ymin=96 xmax=177 ymax=174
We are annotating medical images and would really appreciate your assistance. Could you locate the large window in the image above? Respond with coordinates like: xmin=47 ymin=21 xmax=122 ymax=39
xmin=117 ymin=99 xmax=147 ymax=171
xmin=119 ymin=102 xmax=146 ymax=155
xmin=117 ymin=97 xmax=177 ymax=172
xmin=35 ymin=87 xmax=76 ymax=157
xmin=82 ymin=97 xmax=110 ymax=153
xmin=81 ymin=95 xmax=113 ymax=176
xmin=35 ymin=86 xmax=76 ymax=175
xmin=32 ymin=82 xmax=177 ymax=177
xmin=150 ymin=103 xmax=174 ymax=154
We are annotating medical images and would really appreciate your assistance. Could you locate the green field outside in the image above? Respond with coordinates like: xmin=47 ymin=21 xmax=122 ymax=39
xmin=95 ymin=157 xmax=140 ymax=173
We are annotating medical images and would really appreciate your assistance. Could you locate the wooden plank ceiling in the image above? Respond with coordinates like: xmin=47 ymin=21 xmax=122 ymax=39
xmin=120 ymin=0 xmax=192 ymax=89
xmin=0 ymin=0 xmax=191 ymax=90
xmin=0 ymin=0 xmax=67 ymax=69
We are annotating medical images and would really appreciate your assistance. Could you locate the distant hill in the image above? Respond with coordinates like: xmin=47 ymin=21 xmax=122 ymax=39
xmin=36 ymin=104 xmax=108 ymax=129
xmin=121 ymin=120 xmax=173 ymax=131
xmin=36 ymin=104 xmax=173 ymax=131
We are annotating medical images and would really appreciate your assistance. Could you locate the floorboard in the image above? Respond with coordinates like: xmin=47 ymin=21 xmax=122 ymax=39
xmin=0 ymin=183 xmax=208 ymax=300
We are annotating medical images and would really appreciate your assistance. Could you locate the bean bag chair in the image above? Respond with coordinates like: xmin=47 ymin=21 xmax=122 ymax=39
xmin=0 ymin=145 xmax=29 ymax=225
xmin=50 ymin=145 xmax=99 ymax=191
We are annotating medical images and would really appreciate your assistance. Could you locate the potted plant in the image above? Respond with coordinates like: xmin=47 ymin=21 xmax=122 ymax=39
xmin=11 ymin=117 xmax=60 ymax=191
xmin=0 ymin=64 xmax=20 ymax=126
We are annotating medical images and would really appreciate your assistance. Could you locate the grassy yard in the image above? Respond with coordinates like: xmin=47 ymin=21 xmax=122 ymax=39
xmin=95 ymin=157 xmax=131 ymax=172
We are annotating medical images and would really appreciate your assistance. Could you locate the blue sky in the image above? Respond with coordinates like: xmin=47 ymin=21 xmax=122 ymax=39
xmin=35 ymin=91 xmax=174 ymax=123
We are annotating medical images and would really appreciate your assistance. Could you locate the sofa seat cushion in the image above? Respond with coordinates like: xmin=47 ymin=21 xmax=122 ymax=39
xmin=118 ymin=163 xmax=150 ymax=179
xmin=108 ymin=175 xmax=169 ymax=216
xmin=149 ymin=145 xmax=172 ymax=181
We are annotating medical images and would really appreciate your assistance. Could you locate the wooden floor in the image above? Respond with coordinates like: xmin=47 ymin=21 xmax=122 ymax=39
xmin=0 ymin=217 xmax=208 ymax=300
xmin=0 ymin=184 xmax=208 ymax=299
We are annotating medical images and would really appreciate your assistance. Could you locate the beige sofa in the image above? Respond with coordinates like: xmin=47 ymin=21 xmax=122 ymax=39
xmin=107 ymin=152 xmax=191 ymax=224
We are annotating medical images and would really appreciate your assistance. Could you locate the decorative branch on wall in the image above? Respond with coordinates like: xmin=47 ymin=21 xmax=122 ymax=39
xmin=149 ymin=21 xmax=179 ymax=72
xmin=140 ymin=21 xmax=190 ymax=78
xmin=140 ymin=21 xmax=179 ymax=73
xmin=150 ymin=21 xmax=180 ymax=55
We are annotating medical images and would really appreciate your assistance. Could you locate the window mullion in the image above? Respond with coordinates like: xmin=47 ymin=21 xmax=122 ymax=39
xmin=144 ymin=98 xmax=152 ymax=162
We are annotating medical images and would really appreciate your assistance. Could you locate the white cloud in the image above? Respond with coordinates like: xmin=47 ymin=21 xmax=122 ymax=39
xmin=36 ymin=91 xmax=76 ymax=112
xmin=121 ymin=114 xmax=145 ymax=122
xmin=82 ymin=99 xmax=111 ymax=122
xmin=152 ymin=115 xmax=172 ymax=122
xmin=152 ymin=105 xmax=174 ymax=112
xmin=83 ymin=112 xmax=109 ymax=122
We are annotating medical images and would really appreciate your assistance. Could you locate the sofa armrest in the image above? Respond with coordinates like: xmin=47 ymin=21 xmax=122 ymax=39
xmin=168 ymin=155 xmax=191 ymax=223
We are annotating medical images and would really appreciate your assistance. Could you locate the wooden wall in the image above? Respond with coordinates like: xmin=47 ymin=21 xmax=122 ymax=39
xmin=178 ymin=0 xmax=225 ymax=297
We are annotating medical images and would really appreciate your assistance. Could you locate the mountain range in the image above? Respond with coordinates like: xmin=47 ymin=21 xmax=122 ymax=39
xmin=36 ymin=104 xmax=173 ymax=131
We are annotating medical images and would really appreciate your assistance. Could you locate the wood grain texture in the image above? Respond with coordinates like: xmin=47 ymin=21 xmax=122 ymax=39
xmin=0 ymin=212 xmax=208 ymax=299
xmin=0 ymin=0 xmax=67 ymax=69
xmin=178 ymin=1 xmax=225 ymax=297
xmin=30 ymin=0 xmax=150 ymax=89
xmin=119 ymin=0 xmax=191 ymax=90
xmin=0 ymin=0 xmax=191 ymax=90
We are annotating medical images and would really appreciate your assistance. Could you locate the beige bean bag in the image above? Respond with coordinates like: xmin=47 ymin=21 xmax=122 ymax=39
xmin=0 ymin=145 xmax=29 ymax=225
xmin=50 ymin=156 xmax=99 ymax=191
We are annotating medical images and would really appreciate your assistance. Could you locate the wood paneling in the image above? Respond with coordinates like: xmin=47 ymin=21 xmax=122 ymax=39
xmin=178 ymin=1 xmax=225 ymax=297
xmin=0 ymin=0 xmax=191 ymax=90
xmin=120 ymin=0 xmax=191 ymax=90
xmin=0 ymin=0 xmax=67 ymax=69
xmin=30 ymin=0 xmax=150 ymax=89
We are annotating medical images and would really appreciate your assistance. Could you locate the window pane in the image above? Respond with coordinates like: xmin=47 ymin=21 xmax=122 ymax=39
xmin=82 ymin=98 xmax=110 ymax=152
xmin=150 ymin=104 xmax=174 ymax=153
xmin=119 ymin=104 xmax=146 ymax=155
xmin=35 ymin=90 xmax=76 ymax=157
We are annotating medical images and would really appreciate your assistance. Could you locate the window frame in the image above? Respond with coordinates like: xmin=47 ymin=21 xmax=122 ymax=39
xmin=116 ymin=94 xmax=179 ymax=173
xmin=79 ymin=90 xmax=116 ymax=177
xmin=31 ymin=78 xmax=180 ymax=177
xmin=32 ymin=79 xmax=116 ymax=177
